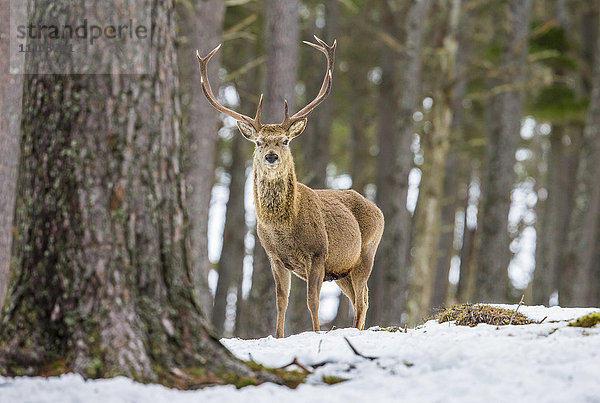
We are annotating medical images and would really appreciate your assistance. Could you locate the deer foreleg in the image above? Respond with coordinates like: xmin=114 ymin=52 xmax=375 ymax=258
xmin=306 ymin=255 xmax=325 ymax=332
xmin=271 ymin=261 xmax=291 ymax=338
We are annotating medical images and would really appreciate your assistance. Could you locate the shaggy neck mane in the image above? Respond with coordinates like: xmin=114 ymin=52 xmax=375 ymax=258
xmin=254 ymin=165 xmax=297 ymax=224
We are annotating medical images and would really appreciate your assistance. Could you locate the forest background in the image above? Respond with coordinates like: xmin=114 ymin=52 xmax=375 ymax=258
xmin=0 ymin=0 xmax=599 ymax=351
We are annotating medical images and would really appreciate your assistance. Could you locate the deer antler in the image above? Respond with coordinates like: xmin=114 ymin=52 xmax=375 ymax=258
xmin=281 ymin=35 xmax=337 ymax=130
xmin=196 ymin=45 xmax=264 ymax=132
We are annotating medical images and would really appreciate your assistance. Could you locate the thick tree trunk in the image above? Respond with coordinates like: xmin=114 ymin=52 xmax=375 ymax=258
xmin=475 ymin=0 xmax=532 ymax=302
xmin=370 ymin=0 xmax=431 ymax=327
xmin=0 ymin=0 xmax=278 ymax=387
xmin=176 ymin=0 xmax=225 ymax=316
xmin=0 ymin=0 xmax=24 ymax=306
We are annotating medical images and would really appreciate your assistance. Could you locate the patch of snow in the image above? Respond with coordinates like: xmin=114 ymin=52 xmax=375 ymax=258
xmin=1 ymin=306 xmax=599 ymax=403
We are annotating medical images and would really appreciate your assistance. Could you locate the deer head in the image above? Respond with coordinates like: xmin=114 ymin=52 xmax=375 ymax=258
xmin=196 ymin=36 xmax=336 ymax=175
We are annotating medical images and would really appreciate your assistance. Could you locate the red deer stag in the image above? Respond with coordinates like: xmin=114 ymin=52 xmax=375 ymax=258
xmin=197 ymin=36 xmax=384 ymax=338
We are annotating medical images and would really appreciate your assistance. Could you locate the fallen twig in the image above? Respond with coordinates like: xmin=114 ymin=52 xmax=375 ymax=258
xmin=344 ymin=337 xmax=377 ymax=361
xmin=538 ymin=316 xmax=548 ymax=324
xmin=279 ymin=357 xmax=312 ymax=374
xmin=509 ymin=295 xmax=525 ymax=326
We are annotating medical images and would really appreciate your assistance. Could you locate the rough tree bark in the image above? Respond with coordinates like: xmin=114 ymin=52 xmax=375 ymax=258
xmin=0 ymin=0 xmax=24 ymax=306
xmin=370 ymin=0 xmax=431 ymax=326
xmin=408 ymin=0 xmax=463 ymax=323
xmin=475 ymin=0 xmax=532 ymax=302
xmin=0 ymin=0 xmax=278 ymax=387
xmin=176 ymin=0 xmax=226 ymax=316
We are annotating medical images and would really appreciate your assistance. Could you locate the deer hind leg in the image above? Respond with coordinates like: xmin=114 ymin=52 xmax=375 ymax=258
xmin=351 ymin=250 xmax=376 ymax=330
xmin=351 ymin=276 xmax=367 ymax=329
xmin=336 ymin=276 xmax=356 ymax=327
xmin=306 ymin=255 xmax=325 ymax=332
xmin=271 ymin=261 xmax=291 ymax=338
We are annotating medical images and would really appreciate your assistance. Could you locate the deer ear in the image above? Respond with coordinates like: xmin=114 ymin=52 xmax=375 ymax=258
xmin=288 ymin=119 xmax=307 ymax=139
xmin=237 ymin=121 xmax=257 ymax=141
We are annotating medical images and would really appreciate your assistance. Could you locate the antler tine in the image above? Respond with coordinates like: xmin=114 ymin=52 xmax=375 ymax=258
xmin=196 ymin=45 xmax=263 ymax=131
xmin=255 ymin=94 xmax=264 ymax=122
xmin=283 ymin=99 xmax=290 ymax=120
xmin=282 ymin=36 xmax=336 ymax=129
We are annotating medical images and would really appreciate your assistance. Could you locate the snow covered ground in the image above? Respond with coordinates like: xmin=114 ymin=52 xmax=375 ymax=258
xmin=1 ymin=305 xmax=599 ymax=403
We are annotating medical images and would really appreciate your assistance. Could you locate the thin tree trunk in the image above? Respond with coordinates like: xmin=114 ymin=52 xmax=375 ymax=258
xmin=247 ymin=0 xmax=300 ymax=337
xmin=349 ymin=79 xmax=371 ymax=196
xmin=475 ymin=0 xmax=532 ymax=302
xmin=212 ymin=135 xmax=248 ymax=336
xmin=532 ymin=127 xmax=579 ymax=305
xmin=562 ymin=10 xmax=600 ymax=306
xmin=369 ymin=0 xmax=399 ymax=327
xmin=430 ymin=0 xmax=471 ymax=310
xmin=457 ymin=202 xmax=477 ymax=302
xmin=301 ymin=1 xmax=340 ymax=190
xmin=0 ymin=0 xmax=278 ymax=387
xmin=331 ymin=290 xmax=352 ymax=328
xmin=0 ymin=0 xmax=24 ymax=306
xmin=176 ymin=0 xmax=225 ymax=316
xmin=370 ymin=0 xmax=431 ymax=327
xmin=531 ymin=0 xmax=580 ymax=306
xmin=408 ymin=0 xmax=462 ymax=323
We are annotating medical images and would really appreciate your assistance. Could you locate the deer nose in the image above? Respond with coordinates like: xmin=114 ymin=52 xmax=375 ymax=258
xmin=265 ymin=153 xmax=279 ymax=163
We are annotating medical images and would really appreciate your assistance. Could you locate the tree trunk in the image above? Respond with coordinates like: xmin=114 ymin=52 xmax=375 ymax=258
xmin=331 ymin=291 xmax=352 ymax=329
xmin=301 ymin=1 xmax=340 ymax=190
xmin=561 ymin=10 xmax=600 ymax=306
xmin=176 ymin=0 xmax=225 ymax=316
xmin=369 ymin=0 xmax=399 ymax=326
xmin=408 ymin=0 xmax=462 ymax=323
xmin=267 ymin=0 xmax=306 ymax=336
xmin=430 ymin=0 xmax=472 ymax=310
xmin=456 ymin=183 xmax=478 ymax=303
xmin=0 ymin=0 xmax=24 ymax=306
xmin=244 ymin=0 xmax=301 ymax=337
xmin=475 ymin=0 xmax=532 ymax=302
xmin=532 ymin=127 xmax=579 ymax=305
xmin=370 ymin=0 xmax=431 ymax=327
xmin=0 ymin=0 xmax=278 ymax=387
xmin=212 ymin=135 xmax=248 ymax=336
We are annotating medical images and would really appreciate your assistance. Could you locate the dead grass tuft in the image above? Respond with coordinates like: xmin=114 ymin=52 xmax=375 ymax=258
xmin=435 ymin=304 xmax=534 ymax=327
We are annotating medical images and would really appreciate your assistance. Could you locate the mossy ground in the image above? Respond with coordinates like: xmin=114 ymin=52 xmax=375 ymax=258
xmin=435 ymin=304 xmax=534 ymax=327
xmin=322 ymin=375 xmax=347 ymax=385
xmin=568 ymin=313 xmax=600 ymax=328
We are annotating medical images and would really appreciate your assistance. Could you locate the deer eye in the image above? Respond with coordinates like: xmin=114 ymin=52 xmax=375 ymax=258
xmin=282 ymin=139 xmax=289 ymax=146
xmin=255 ymin=140 xmax=263 ymax=147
